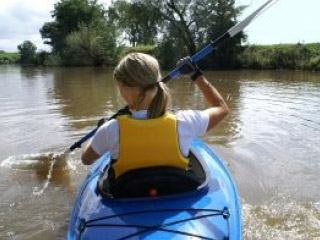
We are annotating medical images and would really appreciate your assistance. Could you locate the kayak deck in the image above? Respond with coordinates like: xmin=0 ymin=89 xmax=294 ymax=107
xmin=67 ymin=138 xmax=242 ymax=239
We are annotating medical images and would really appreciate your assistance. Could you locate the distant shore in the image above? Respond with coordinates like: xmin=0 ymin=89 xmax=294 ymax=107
xmin=1 ymin=43 xmax=319 ymax=71
xmin=0 ymin=51 xmax=20 ymax=65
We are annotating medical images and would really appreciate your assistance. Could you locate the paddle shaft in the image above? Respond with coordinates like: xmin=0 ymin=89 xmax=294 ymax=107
xmin=66 ymin=106 xmax=130 ymax=153
xmin=162 ymin=32 xmax=229 ymax=83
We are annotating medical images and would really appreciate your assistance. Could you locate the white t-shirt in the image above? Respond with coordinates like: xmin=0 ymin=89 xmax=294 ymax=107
xmin=91 ymin=110 xmax=209 ymax=158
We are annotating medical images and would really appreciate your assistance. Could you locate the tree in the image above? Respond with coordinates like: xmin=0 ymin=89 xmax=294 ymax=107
xmin=157 ymin=37 xmax=181 ymax=69
xmin=40 ymin=0 xmax=119 ymax=66
xmin=202 ymin=0 xmax=246 ymax=68
xmin=40 ymin=0 xmax=107 ymax=53
xmin=145 ymin=0 xmax=198 ymax=55
xmin=109 ymin=0 xmax=161 ymax=47
xmin=143 ymin=0 xmax=245 ymax=69
xmin=17 ymin=40 xmax=37 ymax=64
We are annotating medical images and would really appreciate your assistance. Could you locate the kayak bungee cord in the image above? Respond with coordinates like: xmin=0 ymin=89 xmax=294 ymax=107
xmin=85 ymin=223 xmax=215 ymax=240
xmin=84 ymin=207 xmax=228 ymax=224
xmin=117 ymin=211 xmax=229 ymax=240
xmin=65 ymin=0 xmax=278 ymax=155
xmin=80 ymin=208 xmax=230 ymax=240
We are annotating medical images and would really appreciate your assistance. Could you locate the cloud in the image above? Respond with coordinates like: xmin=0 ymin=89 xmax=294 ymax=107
xmin=0 ymin=0 xmax=55 ymax=52
xmin=0 ymin=0 xmax=111 ymax=52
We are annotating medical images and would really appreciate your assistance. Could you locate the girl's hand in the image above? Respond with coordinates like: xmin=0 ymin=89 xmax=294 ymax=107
xmin=176 ymin=57 xmax=203 ymax=81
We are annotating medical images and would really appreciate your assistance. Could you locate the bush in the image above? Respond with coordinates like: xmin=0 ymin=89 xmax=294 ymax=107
xmin=239 ymin=43 xmax=320 ymax=71
xmin=156 ymin=39 xmax=179 ymax=70
xmin=309 ymin=56 xmax=320 ymax=71
xmin=43 ymin=54 xmax=62 ymax=66
xmin=64 ymin=24 xmax=120 ymax=66
xmin=35 ymin=51 xmax=50 ymax=65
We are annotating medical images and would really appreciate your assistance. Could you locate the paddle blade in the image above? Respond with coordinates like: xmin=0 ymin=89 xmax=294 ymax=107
xmin=228 ymin=0 xmax=278 ymax=37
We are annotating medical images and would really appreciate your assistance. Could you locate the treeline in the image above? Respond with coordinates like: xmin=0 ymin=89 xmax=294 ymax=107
xmin=6 ymin=0 xmax=244 ymax=68
xmin=1 ymin=0 xmax=319 ymax=71
xmin=3 ymin=43 xmax=320 ymax=71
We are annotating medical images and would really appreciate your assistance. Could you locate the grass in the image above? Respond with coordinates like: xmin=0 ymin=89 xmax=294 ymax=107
xmin=0 ymin=51 xmax=20 ymax=64
xmin=121 ymin=45 xmax=157 ymax=58
xmin=239 ymin=43 xmax=320 ymax=71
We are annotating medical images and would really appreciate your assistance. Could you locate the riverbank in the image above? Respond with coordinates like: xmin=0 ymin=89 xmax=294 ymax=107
xmin=1 ymin=43 xmax=320 ymax=71
xmin=240 ymin=43 xmax=320 ymax=71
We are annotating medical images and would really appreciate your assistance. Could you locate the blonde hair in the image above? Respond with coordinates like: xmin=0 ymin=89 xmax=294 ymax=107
xmin=114 ymin=53 xmax=170 ymax=118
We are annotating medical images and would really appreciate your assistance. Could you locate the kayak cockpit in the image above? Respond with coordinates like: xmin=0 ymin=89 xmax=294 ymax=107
xmin=97 ymin=152 xmax=209 ymax=199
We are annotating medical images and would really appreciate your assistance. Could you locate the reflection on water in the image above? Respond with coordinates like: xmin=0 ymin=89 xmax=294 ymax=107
xmin=51 ymin=67 xmax=122 ymax=125
xmin=0 ymin=66 xmax=319 ymax=239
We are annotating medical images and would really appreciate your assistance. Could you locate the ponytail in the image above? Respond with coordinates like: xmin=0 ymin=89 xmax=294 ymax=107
xmin=148 ymin=82 xmax=170 ymax=118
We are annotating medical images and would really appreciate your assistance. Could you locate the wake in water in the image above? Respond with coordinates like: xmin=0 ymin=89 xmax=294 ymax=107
xmin=1 ymin=151 xmax=75 ymax=195
xmin=242 ymin=195 xmax=320 ymax=240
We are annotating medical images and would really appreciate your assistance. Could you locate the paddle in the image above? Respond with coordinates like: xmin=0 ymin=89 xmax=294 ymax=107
xmin=65 ymin=0 xmax=277 ymax=154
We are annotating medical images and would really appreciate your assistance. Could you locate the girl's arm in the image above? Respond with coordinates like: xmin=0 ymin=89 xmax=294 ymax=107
xmin=176 ymin=57 xmax=229 ymax=132
xmin=193 ymin=75 xmax=229 ymax=132
xmin=81 ymin=141 xmax=100 ymax=165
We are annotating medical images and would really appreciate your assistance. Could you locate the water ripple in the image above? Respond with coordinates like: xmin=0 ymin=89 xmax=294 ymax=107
xmin=243 ymin=196 xmax=320 ymax=240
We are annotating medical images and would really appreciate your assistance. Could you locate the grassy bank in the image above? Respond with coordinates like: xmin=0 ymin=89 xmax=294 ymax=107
xmin=240 ymin=43 xmax=320 ymax=71
xmin=0 ymin=51 xmax=20 ymax=64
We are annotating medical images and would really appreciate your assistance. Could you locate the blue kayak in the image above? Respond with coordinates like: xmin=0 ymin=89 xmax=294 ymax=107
xmin=67 ymin=138 xmax=242 ymax=240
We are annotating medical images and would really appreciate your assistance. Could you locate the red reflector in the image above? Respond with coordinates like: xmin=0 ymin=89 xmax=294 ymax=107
xmin=149 ymin=188 xmax=158 ymax=197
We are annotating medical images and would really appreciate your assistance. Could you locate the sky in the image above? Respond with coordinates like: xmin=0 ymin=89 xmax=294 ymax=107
xmin=237 ymin=0 xmax=320 ymax=45
xmin=0 ymin=0 xmax=319 ymax=52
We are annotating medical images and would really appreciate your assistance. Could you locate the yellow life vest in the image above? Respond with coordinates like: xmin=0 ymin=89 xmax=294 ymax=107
xmin=112 ymin=113 xmax=189 ymax=178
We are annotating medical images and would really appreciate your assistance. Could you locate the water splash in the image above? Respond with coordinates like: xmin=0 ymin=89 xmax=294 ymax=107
xmin=32 ymin=154 xmax=60 ymax=196
xmin=1 ymin=151 xmax=76 ymax=195
xmin=2 ymin=153 xmax=54 ymax=169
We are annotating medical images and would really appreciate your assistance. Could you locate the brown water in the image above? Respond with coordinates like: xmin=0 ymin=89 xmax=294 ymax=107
xmin=0 ymin=66 xmax=319 ymax=239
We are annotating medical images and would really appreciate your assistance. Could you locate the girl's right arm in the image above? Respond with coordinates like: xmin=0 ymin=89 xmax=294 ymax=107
xmin=193 ymin=75 xmax=229 ymax=132
xmin=176 ymin=57 xmax=229 ymax=132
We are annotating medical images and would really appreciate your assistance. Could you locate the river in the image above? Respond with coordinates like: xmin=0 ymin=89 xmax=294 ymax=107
xmin=0 ymin=65 xmax=319 ymax=239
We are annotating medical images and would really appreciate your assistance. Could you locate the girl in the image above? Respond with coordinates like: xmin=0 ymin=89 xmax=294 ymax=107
xmin=81 ymin=53 xmax=228 ymax=179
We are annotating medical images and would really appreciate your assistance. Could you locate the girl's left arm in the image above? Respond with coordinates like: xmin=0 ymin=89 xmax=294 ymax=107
xmin=81 ymin=142 xmax=100 ymax=165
